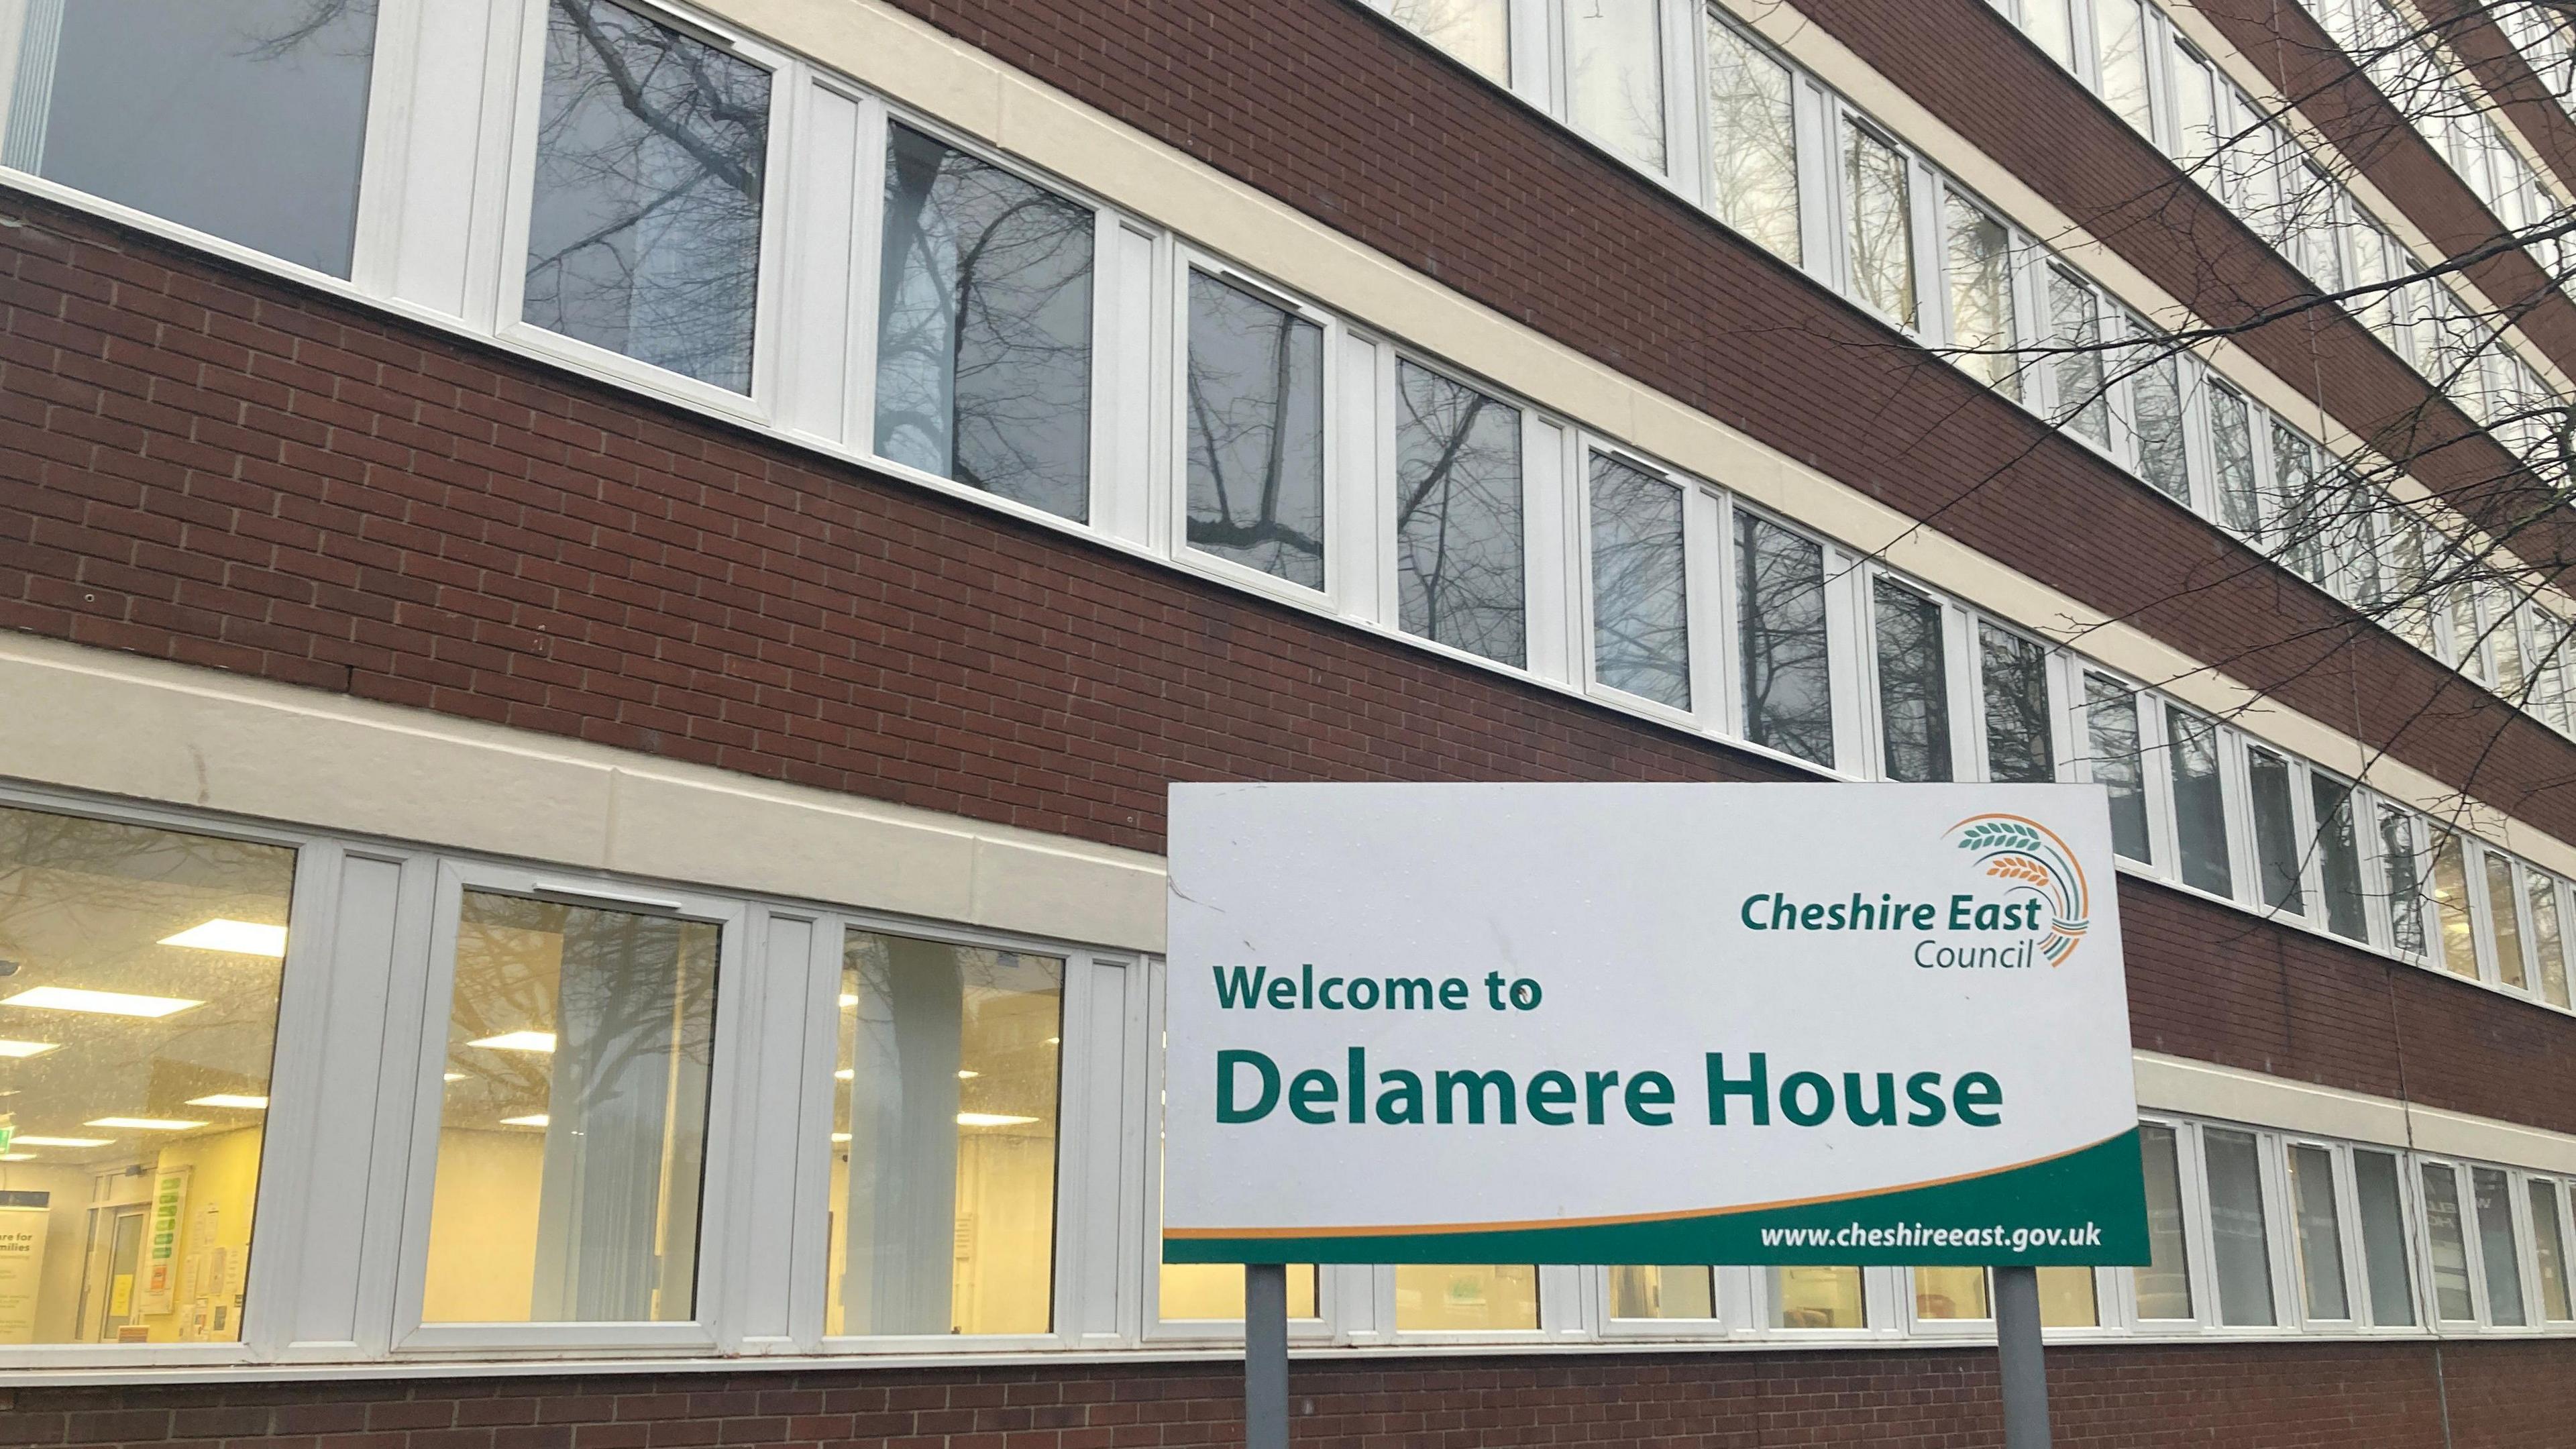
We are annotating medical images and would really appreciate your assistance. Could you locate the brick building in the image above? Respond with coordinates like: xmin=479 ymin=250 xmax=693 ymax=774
xmin=3 ymin=0 xmax=2576 ymax=1442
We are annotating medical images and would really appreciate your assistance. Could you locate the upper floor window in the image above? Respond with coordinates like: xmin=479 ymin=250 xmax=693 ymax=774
xmin=1737 ymin=512 xmax=1835 ymax=767
xmin=2046 ymin=267 xmax=2109 ymax=447
xmin=1874 ymin=579 xmax=1953 ymax=782
xmin=1185 ymin=271 xmax=1326 ymax=590
xmin=2094 ymin=0 xmax=2154 ymax=135
xmin=1978 ymin=624 xmax=2054 ymax=782
xmin=1843 ymin=118 xmax=1917 ymax=328
xmin=1564 ymin=0 xmax=1665 ymax=172
xmin=1587 ymin=452 xmax=1691 ymax=709
xmin=0 ymin=0 xmax=378 ymax=276
xmin=1707 ymin=16 xmax=1800 ymax=264
xmin=1396 ymin=361 xmax=1527 ymax=666
xmin=523 ymin=0 xmax=770 ymax=392
xmin=1389 ymin=0 xmax=1510 ymax=83
xmin=1944 ymin=195 xmax=2019 ymax=399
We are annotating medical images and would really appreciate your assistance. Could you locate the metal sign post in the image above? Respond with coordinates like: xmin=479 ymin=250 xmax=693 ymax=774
xmin=1993 ymin=1265 xmax=2051 ymax=1448
xmin=1244 ymin=1263 xmax=1289 ymax=1449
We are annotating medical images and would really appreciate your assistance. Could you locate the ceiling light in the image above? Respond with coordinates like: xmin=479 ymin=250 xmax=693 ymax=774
xmin=830 ymin=1131 xmax=851 ymax=1143
xmin=834 ymin=1067 xmax=854 ymax=1081
xmin=3 ymin=986 xmax=201 ymax=1018
xmin=87 ymin=1117 xmax=204 ymax=1132
xmin=1045 ymin=1036 xmax=1059 ymax=1045
xmin=500 ymin=1114 xmax=549 ymax=1128
xmin=957 ymin=1069 xmax=979 ymax=1079
xmin=186 ymin=1094 xmax=268 ymax=1110
xmin=0 ymin=1153 xmax=30 ymax=1162
xmin=157 ymin=920 xmax=287 ymax=957
xmin=443 ymin=1073 xmax=467 ymax=1082
xmin=955 ymin=1112 xmax=1038 ymax=1128
xmin=466 ymin=1030 xmax=556 ymax=1053
xmin=10 ymin=1135 xmax=110 ymax=1148
xmin=838 ymin=992 xmax=859 ymax=1008
xmin=0 ymin=1040 xmax=59 ymax=1059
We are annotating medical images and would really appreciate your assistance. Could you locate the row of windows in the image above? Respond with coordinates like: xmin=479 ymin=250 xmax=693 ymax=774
xmin=5 ymin=786 xmax=2573 ymax=1364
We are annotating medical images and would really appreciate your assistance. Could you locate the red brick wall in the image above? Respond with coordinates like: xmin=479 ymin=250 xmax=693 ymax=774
xmin=3 ymin=1337 xmax=2567 ymax=1448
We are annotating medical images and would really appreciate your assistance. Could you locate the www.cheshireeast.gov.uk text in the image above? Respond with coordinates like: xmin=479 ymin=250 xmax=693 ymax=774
xmin=1758 ymin=1222 xmax=2106 ymax=1253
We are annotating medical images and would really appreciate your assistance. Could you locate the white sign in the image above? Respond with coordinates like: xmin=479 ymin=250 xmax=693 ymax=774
xmin=1162 ymin=783 xmax=2146 ymax=1266
xmin=0 ymin=1201 xmax=48 ymax=1344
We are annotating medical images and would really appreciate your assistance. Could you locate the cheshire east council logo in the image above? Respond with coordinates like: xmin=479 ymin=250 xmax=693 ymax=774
xmin=1947 ymin=814 xmax=2090 ymax=967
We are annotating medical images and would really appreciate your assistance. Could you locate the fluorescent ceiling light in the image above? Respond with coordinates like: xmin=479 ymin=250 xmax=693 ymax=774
xmin=157 ymin=920 xmax=287 ymax=957
xmin=500 ymin=1114 xmax=549 ymax=1128
xmin=87 ymin=1117 xmax=205 ymax=1132
xmin=443 ymin=1073 xmax=466 ymax=1082
xmin=838 ymin=992 xmax=859 ymax=1008
xmin=1044 ymin=1036 xmax=1059 ymax=1045
xmin=3 ymin=985 xmax=201 ymax=1018
xmin=955 ymin=1112 xmax=1038 ymax=1128
xmin=830 ymin=1131 xmax=851 ymax=1143
xmin=957 ymin=1069 xmax=979 ymax=1079
xmin=466 ymin=1030 xmax=556 ymax=1053
xmin=0 ymin=1040 xmax=59 ymax=1059
xmin=0 ymin=1152 xmax=30 ymax=1161
xmin=11 ymin=1135 xmax=111 ymax=1148
xmin=834 ymin=1067 xmax=854 ymax=1081
xmin=186 ymin=1094 xmax=268 ymax=1110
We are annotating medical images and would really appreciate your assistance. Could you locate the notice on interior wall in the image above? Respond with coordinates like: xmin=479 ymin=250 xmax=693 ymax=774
xmin=0 ymin=1196 xmax=50 ymax=1344
xmin=136 ymin=1167 xmax=189 ymax=1316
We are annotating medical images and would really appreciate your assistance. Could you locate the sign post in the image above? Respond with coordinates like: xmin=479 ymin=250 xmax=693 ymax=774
xmin=1163 ymin=782 xmax=2145 ymax=1445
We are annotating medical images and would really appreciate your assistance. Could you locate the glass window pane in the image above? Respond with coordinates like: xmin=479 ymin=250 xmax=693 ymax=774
xmin=2137 ymin=1123 xmax=2195 ymax=1319
xmin=2310 ymin=775 xmax=2367 ymax=942
xmin=827 ymin=932 xmax=1059 ymax=1336
xmin=877 ymin=125 xmax=1095 ymax=520
xmin=1186 ymin=272 xmax=1325 ymax=588
xmin=2047 ymin=268 xmax=2108 ymax=447
xmin=1737 ymin=514 xmax=1835 ymax=767
xmin=523 ymin=0 xmax=769 ymax=391
xmin=1944 ymin=197 xmax=2018 ymax=399
xmin=2379 ymin=807 xmax=2428 ymax=956
xmin=2022 ymin=0 xmax=2076 ymax=66
xmin=2086 ymin=676 xmax=2150 ymax=861
xmin=2168 ymin=707 xmax=2233 ymax=896
xmin=2266 ymin=425 xmax=2324 ymax=580
xmin=1589 ymin=455 xmax=1690 ymax=708
xmin=2430 ymin=835 xmax=2479 ymax=978
xmin=1397 ymin=362 xmax=1525 ymax=665
xmin=0 ymin=806 xmax=295 ymax=1345
xmin=2473 ymin=1167 xmax=2526 ymax=1326
xmin=2203 ymin=1127 xmax=2276 ymax=1326
xmin=1915 ymin=1266 xmax=1988 ymax=1320
xmin=1875 ymin=580 xmax=1952 ymax=782
xmin=1566 ymin=0 xmax=1666 ymax=171
xmin=1611 ymin=1265 xmax=1715 ymax=1319
xmin=1844 ymin=121 xmax=1917 ymax=327
xmin=2247 ymin=749 xmax=2304 ymax=915
xmin=2174 ymin=51 xmax=2221 ymax=165
xmin=1395 ymin=1264 xmax=1538 ymax=1330
xmin=2038 ymin=1266 xmax=2099 ymax=1326
xmin=2353 ymin=1149 xmax=2416 ymax=1326
xmin=2133 ymin=354 xmax=2189 ymax=503
xmin=1770 ymin=1265 xmax=1866 ymax=1328
xmin=1981 ymin=625 xmax=2054 ymax=782
xmin=2210 ymin=387 xmax=2259 ymax=535
xmin=2484 ymin=853 xmax=2528 ymax=989
xmin=1706 ymin=17 xmax=1801 ymax=263
xmin=1158 ymin=1264 xmax=1319 ymax=1321
xmin=2288 ymin=1145 xmax=2351 ymax=1320
xmin=2422 ymin=1163 xmax=2476 ymax=1320
xmin=1388 ymin=0 xmax=1509 ymax=83
xmin=2530 ymin=1180 xmax=2573 ymax=1321
xmin=2529 ymin=872 xmax=2570 ymax=1008
xmin=2097 ymin=0 xmax=2153 ymax=134
xmin=424 ymin=891 xmax=718 ymax=1323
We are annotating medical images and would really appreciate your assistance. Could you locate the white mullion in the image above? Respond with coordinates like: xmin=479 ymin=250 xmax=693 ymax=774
xmin=728 ymin=906 xmax=824 ymax=1354
xmin=1941 ymin=598 xmax=1979 ymax=784
xmin=1682 ymin=482 xmax=1726 ymax=736
xmin=1523 ymin=414 xmax=1576 ymax=686
xmin=776 ymin=76 xmax=865 ymax=445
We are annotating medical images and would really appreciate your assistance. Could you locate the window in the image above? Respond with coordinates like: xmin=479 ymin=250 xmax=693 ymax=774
xmin=2483 ymin=852 xmax=2528 ymax=991
xmin=2247 ymin=747 xmax=2304 ymax=916
xmin=2172 ymin=46 xmax=2222 ymax=166
xmin=1610 ymin=1265 xmax=1715 ymax=1319
xmin=2136 ymin=1123 xmax=2195 ymax=1319
xmin=2528 ymin=871 xmax=2570 ymax=1007
xmin=2096 ymin=0 xmax=2154 ymax=135
xmin=2020 ymin=0 xmax=2076 ymax=67
xmin=2532 ymin=1180 xmax=2574 ymax=1321
xmin=1944 ymin=197 xmax=2019 ymax=399
xmin=1980 ymin=625 xmax=2053 ymax=782
xmin=0 ymin=0 xmax=378 ymax=277
xmin=828 ymin=932 xmax=1060 ymax=1336
xmin=2047 ymin=268 xmax=2109 ymax=447
xmin=0 ymin=804 xmax=296 ymax=1345
xmin=1588 ymin=453 xmax=1691 ymax=708
xmin=1706 ymin=18 xmax=1801 ymax=264
xmin=2353 ymin=1149 xmax=2416 ymax=1326
xmin=2039 ymin=1266 xmax=2099 ymax=1326
xmin=1915 ymin=1266 xmax=1987 ymax=1320
xmin=1186 ymin=271 xmax=1326 ymax=588
xmin=1771 ymin=1266 xmax=1866 ymax=1328
xmin=2473 ymin=1167 xmax=2526 ymax=1326
xmin=2429 ymin=834 xmax=2478 ymax=979
xmin=523 ymin=0 xmax=771 ymax=392
xmin=2378 ymin=807 xmax=2428 ymax=957
xmin=2210 ymin=386 xmax=2259 ymax=534
xmin=2389 ymin=525 xmax=2438 ymax=654
xmin=1844 ymin=119 xmax=1917 ymax=328
xmin=1159 ymin=1264 xmax=1318 ymax=1320
xmin=2267 ymin=425 xmax=2323 ymax=581
xmin=2287 ymin=1146 xmax=2350 ymax=1320
xmin=2421 ymin=1162 xmax=2476 ymax=1320
xmin=2169 ymin=707 xmax=2233 ymax=896
xmin=423 ymin=891 xmax=718 ymax=1323
xmin=2309 ymin=775 xmax=2367 ymax=942
xmin=1565 ymin=0 xmax=1666 ymax=172
xmin=877 ymin=125 xmax=1095 ymax=521
xmin=1876 ymin=580 xmax=1953 ymax=782
xmin=2131 ymin=350 xmax=2189 ymax=504
xmin=1387 ymin=0 xmax=1510 ymax=83
xmin=2203 ymin=1128 xmax=2276 ymax=1326
xmin=1396 ymin=1265 xmax=1538 ymax=1330
xmin=1397 ymin=362 xmax=1527 ymax=666
xmin=2085 ymin=676 xmax=2150 ymax=861
xmin=1737 ymin=514 xmax=1835 ymax=767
